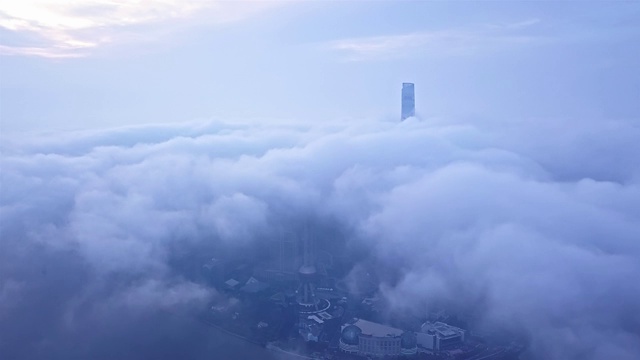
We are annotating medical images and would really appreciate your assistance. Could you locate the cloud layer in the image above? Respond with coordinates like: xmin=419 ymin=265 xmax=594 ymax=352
xmin=1 ymin=116 xmax=639 ymax=359
xmin=324 ymin=19 xmax=545 ymax=61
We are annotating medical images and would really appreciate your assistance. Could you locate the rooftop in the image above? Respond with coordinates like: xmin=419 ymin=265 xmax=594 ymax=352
xmin=225 ymin=278 xmax=240 ymax=287
xmin=421 ymin=322 xmax=464 ymax=338
xmin=353 ymin=319 xmax=403 ymax=338
xmin=240 ymin=281 xmax=269 ymax=294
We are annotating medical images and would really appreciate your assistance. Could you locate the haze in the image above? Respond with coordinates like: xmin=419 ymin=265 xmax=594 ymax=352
xmin=1 ymin=2 xmax=639 ymax=360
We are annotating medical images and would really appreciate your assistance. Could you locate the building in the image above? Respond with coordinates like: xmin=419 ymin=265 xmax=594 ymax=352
xmin=296 ymin=231 xmax=331 ymax=344
xmin=339 ymin=319 xmax=417 ymax=357
xmin=240 ymin=277 xmax=270 ymax=296
xmin=417 ymin=321 xmax=465 ymax=351
xmin=401 ymin=82 xmax=415 ymax=120
xmin=299 ymin=310 xmax=339 ymax=343
xmin=299 ymin=320 xmax=323 ymax=342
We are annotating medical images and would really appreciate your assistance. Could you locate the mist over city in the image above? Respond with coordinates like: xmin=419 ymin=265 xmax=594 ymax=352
xmin=1 ymin=2 xmax=639 ymax=360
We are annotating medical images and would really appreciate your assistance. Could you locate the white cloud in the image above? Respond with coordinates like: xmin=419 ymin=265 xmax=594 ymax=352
xmin=325 ymin=19 xmax=544 ymax=61
xmin=1 ymin=116 xmax=639 ymax=359
xmin=109 ymin=279 xmax=212 ymax=310
xmin=0 ymin=0 xmax=287 ymax=58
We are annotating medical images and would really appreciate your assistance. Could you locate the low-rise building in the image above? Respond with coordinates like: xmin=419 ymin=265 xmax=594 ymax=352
xmin=417 ymin=321 xmax=465 ymax=351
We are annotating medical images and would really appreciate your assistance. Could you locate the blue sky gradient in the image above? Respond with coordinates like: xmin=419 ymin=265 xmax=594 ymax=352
xmin=1 ymin=1 xmax=638 ymax=132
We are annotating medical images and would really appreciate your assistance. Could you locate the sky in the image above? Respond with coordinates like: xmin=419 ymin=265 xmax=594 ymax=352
xmin=1 ymin=2 xmax=640 ymax=360
xmin=1 ymin=0 xmax=639 ymax=132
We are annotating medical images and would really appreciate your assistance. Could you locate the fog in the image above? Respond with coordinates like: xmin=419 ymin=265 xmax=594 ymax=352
xmin=1 ymin=116 xmax=639 ymax=359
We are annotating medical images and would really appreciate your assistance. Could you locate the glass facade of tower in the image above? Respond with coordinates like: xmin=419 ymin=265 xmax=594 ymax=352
xmin=401 ymin=83 xmax=415 ymax=120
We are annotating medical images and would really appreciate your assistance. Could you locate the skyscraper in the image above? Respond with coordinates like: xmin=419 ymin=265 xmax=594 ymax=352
xmin=401 ymin=83 xmax=415 ymax=120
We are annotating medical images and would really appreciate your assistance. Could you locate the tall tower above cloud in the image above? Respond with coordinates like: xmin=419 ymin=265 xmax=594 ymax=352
xmin=401 ymin=83 xmax=415 ymax=120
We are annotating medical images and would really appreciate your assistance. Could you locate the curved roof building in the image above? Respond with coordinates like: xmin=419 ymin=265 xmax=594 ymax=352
xmin=340 ymin=319 xmax=416 ymax=357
